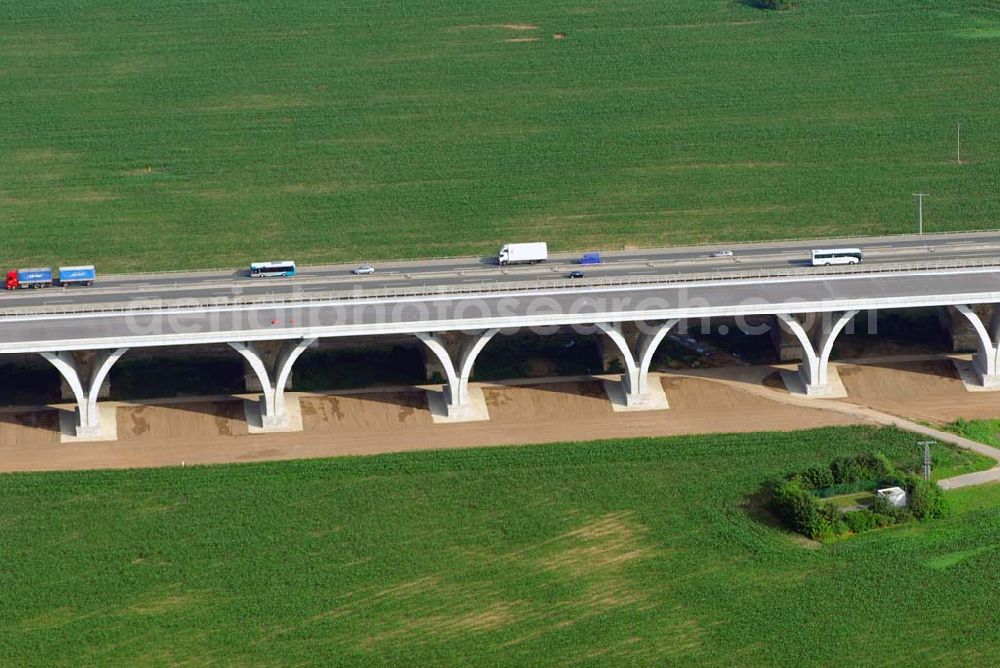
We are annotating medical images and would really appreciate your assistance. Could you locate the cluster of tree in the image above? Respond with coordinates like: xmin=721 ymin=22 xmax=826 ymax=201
xmin=771 ymin=452 xmax=948 ymax=540
xmin=789 ymin=452 xmax=896 ymax=492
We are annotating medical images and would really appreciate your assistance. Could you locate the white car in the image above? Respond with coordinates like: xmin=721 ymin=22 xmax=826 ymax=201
xmin=352 ymin=265 xmax=375 ymax=275
xmin=709 ymin=250 xmax=734 ymax=258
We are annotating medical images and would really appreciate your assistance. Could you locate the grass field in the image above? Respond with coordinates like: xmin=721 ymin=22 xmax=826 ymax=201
xmin=2 ymin=426 xmax=999 ymax=664
xmin=946 ymin=417 xmax=1000 ymax=449
xmin=2 ymin=1 xmax=999 ymax=271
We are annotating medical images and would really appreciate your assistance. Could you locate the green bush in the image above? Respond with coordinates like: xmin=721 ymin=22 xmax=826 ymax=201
xmin=772 ymin=480 xmax=806 ymax=523
xmin=844 ymin=509 xmax=878 ymax=533
xmin=871 ymin=495 xmax=894 ymax=516
xmin=904 ymin=475 xmax=949 ymax=520
xmin=773 ymin=481 xmax=853 ymax=539
xmin=773 ymin=480 xmax=824 ymax=538
xmin=870 ymin=498 xmax=899 ymax=527
xmin=872 ymin=495 xmax=914 ymax=524
xmin=878 ymin=472 xmax=907 ymax=489
xmin=757 ymin=0 xmax=793 ymax=9
xmin=895 ymin=505 xmax=915 ymax=523
xmin=831 ymin=456 xmax=863 ymax=484
xmin=873 ymin=513 xmax=896 ymax=528
xmin=800 ymin=465 xmax=834 ymax=489
xmin=818 ymin=502 xmax=849 ymax=539
xmin=872 ymin=496 xmax=899 ymax=521
xmin=856 ymin=452 xmax=893 ymax=480
xmin=830 ymin=452 xmax=898 ymax=485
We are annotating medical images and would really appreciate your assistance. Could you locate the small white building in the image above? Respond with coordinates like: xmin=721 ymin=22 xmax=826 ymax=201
xmin=877 ymin=486 xmax=908 ymax=508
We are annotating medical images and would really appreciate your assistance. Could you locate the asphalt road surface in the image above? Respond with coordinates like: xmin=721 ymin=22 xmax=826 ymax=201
xmin=2 ymin=231 xmax=1000 ymax=310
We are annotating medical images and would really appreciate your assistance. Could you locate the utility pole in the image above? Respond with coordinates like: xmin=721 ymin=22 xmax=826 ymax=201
xmin=918 ymin=441 xmax=934 ymax=482
xmin=956 ymin=123 xmax=961 ymax=164
xmin=913 ymin=193 xmax=928 ymax=235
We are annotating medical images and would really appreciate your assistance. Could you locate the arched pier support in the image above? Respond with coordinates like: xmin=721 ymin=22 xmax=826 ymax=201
xmin=775 ymin=311 xmax=858 ymax=396
xmin=40 ymin=348 xmax=128 ymax=439
xmin=230 ymin=338 xmax=317 ymax=430
xmin=595 ymin=320 xmax=679 ymax=408
xmin=954 ymin=305 xmax=1000 ymax=388
xmin=416 ymin=329 xmax=499 ymax=420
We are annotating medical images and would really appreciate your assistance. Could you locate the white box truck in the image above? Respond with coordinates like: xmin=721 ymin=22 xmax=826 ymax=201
xmin=498 ymin=242 xmax=548 ymax=266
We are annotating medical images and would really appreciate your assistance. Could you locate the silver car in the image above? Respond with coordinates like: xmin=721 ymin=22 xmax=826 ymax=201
xmin=352 ymin=265 xmax=375 ymax=275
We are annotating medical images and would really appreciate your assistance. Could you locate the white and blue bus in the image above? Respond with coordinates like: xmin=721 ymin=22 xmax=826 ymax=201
xmin=810 ymin=248 xmax=863 ymax=267
xmin=250 ymin=261 xmax=297 ymax=278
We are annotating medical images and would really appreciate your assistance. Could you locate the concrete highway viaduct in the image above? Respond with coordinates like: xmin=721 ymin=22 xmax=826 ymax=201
xmin=4 ymin=258 xmax=1000 ymax=440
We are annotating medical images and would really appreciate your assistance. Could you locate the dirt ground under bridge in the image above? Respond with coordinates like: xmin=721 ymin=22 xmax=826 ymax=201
xmin=0 ymin=357 xmax=997 ymax=473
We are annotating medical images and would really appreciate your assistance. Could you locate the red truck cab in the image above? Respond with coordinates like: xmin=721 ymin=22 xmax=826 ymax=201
xmin=5 ymin=270 xmax=18 ymax=290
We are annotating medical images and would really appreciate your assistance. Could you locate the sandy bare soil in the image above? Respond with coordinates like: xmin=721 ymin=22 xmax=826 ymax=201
xmin=838 ymin=360 xmax=1000 ymax=423
xmin=0 ymin=374 xmax=857 ymax=473
xmin=1 ymin=360 xmax=996 ymax=474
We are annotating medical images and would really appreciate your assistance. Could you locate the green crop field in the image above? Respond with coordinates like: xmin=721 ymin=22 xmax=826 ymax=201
xmin=947 ymin=417 xmax=1000 ymax=448
xmin=2 ymin=1 xmax=999 ymax=271
xmin=1 ymin=426 xmax=999 ymax=664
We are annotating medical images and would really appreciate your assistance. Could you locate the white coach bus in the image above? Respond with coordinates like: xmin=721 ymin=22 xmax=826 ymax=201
xmin=250 ymin=261 xmax=297 ymax=277
xmin=810 ymin=248 xmax=863 ymax=266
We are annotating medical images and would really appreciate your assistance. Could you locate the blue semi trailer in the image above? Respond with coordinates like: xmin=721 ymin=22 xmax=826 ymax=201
xmin=58 ymin=265 xmax=97 ymax=286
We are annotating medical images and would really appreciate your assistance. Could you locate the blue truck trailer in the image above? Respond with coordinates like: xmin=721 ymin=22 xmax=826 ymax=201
xmin=580 ymin=252 xmax=602 ymax=265
xmin=14 ymin=267 xmax=54 ymax=288
xmin=58 ymin=265 xmax=97 ymax=286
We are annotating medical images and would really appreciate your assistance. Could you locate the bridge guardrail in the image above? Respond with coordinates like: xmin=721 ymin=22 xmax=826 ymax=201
xmin=3 ymin=257 xmax=1000 ymax=318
